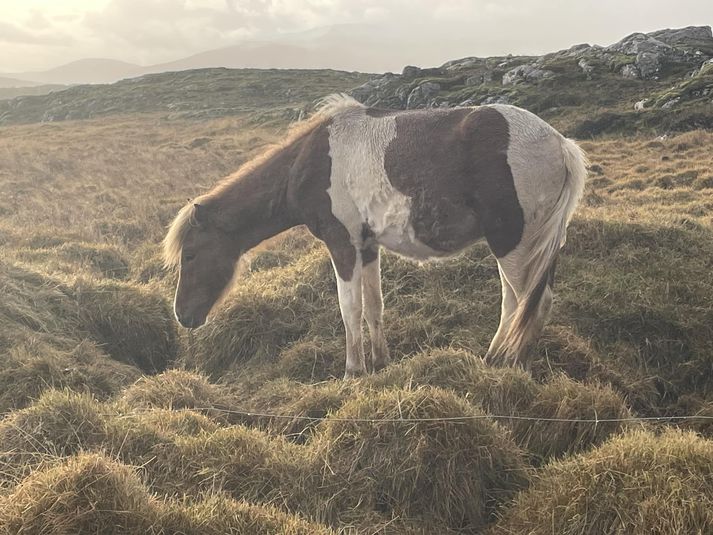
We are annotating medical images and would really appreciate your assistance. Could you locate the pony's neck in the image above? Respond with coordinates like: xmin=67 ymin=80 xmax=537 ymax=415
xmin=207 ymin=139 xmax=302 ymax=251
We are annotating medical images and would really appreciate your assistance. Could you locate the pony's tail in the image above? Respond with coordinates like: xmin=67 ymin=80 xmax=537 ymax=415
xmin=495 ymin=136 xmax=588 ymax=364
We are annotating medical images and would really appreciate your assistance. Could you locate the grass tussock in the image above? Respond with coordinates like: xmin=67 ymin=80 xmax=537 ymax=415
xmin=0 ymin=259 xmax=177 ymax=391
xmin=513 ymin=375 xmax=634 ymax=461
xmin=0 ymin=390 xmax=109 ymax=490
xmin=366 ymin=349 xmax=630 ymax=460
xmin=492 ymin=429 xmax=713 ymax=535
xmin=145 ymin=425 xmax=309 ymax=506
xmin=73 ymin=278 xmax=179 ymax=373
xmin=0 ymin=453 xmax=331 ymax=535
xmin=118 ymin=369 xmax=241 ymax=424
xmin=314 ymin=386 xmax=529 ymax=532
xmin=0 ymin=339 xmax=140 ymax=413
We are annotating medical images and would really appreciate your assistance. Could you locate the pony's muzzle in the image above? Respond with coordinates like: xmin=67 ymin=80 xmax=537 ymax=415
xmin=175 ymin=312 xmax=206 ymax=329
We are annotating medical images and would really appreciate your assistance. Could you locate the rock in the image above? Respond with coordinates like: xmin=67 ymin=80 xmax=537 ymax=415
xmin=636 ymin=51 xmax=662 ymax=79
xmin=465 ymin=71 xmax=492 ymax=86
xmin=634 ymin=99 xmax=649 ymax=111
xmin=607 ymin=32 xmax=671 ymax=55
xmin=661 ymin=96 xmax=681 ymax=109
xmin=621 ymin=64 xmax=640 ymax=79
xmin=481 ymin=95 xmax=510 ymax=105
xmin=568 ymin=43 xmax=593 ymax=56
xmin=649 ymin=26 xmax=713 ymax=48
xmin=402 ymin=66 xmax=421 ymax=78
xmin=578 ymin=59 xmax=594 ymax=78
xmin=502 ymin=64 xmax=554 ymax=85
xmin=442 ymin=57 xmax=485 ymax=71
xmin=406 ymin=82 xmax=441 ymax=108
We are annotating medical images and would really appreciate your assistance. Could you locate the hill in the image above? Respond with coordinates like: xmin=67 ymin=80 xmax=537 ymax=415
xmin=0 ymin=76 xmax=42 ymax=89
xmin=0 ymin=68 xmax=370 ymax=126
xmin=5 ymin=58 xmax=144 ymax=86
xmin=0 ymin=84 xmax=66 ymax=100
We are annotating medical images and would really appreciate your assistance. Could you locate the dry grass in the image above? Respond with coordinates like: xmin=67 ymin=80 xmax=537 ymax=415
xmin=0 ymin=453 xmax=331 ymax=534
xmin=491 ymin=429 xmax=713 ymax=535
xmin=313 ymin=386 xmax=529 ymax=532
xmin=1 ymin=111 xmax=713 ymax=533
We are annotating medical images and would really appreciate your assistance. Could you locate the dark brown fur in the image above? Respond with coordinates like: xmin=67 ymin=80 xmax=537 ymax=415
xmin=383 ymin=107 xmax=524 ymax=258
xmin=286 ymin=118 xmax=358 ymax=281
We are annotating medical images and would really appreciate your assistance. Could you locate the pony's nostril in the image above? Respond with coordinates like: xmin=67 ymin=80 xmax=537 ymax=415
xmin=178 ymin=314 xmax=202 ymax=329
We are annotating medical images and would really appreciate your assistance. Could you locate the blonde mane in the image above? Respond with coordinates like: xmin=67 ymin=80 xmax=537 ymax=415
xmin=162 ymin=93 xmax=364 ymax=268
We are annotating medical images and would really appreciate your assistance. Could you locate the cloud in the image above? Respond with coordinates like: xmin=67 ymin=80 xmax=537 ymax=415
xmin=1 ymin=0 xmax=712 ymax=72
xmin=0 ymin=20 xmax=73 ymax=46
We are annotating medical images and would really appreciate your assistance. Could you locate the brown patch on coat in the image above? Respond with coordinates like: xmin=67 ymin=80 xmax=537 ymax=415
xmin=287 ymin=118 xmax=357 ymax=281
xmin=383 ymin=107 xmax=524 ymax=258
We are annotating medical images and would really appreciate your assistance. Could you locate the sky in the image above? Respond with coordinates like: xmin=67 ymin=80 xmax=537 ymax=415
xmin=1 ymin=0 xmax=712 ymax=73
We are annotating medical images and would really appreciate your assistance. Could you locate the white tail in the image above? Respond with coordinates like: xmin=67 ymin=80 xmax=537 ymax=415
xmin=496 ymin=136 xmax=588 ymax=361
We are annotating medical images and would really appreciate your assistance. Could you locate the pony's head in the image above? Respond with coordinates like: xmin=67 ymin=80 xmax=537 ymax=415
xmin=163 ymin=201 xmax=240 ymax=328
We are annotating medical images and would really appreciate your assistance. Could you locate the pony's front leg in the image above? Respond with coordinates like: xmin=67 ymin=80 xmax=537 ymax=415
xmin=332 ymin=257 xmax=367 ymax=379
xmin=362 ymin=247 xmax=390 ymax=372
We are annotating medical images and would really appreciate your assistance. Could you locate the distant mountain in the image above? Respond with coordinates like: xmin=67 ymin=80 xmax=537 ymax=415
xmin=1 ymin=23 xmax=487 ymax=86
xmin=0 ymin=76 xmax=42 ymax=88
xmin=148 ymin=24 xmax=467 ymax=74
xmin=6 ymin=59 xmax=143 ymax=85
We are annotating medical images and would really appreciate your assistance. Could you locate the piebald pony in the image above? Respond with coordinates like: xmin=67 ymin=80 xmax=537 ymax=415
xmin=164 ymin=95 xmax=587 ymax=377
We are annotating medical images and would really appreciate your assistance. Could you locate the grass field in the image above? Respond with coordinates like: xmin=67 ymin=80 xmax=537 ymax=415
xmin=1 ymin=110 xmax=712 ymax=533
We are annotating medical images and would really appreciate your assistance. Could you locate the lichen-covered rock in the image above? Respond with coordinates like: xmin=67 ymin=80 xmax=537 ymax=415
xmin=502 ymin=64 xmax=554 ymax=85
xmin=406 ymin=81 xmax=441 ymax=108
xmin=636 ymin=51 xmax=663 ymax=79
xmin=621 ymin=63 xmax=640 ymax=79
xmin=607 ymin=32 xmax=672 ymax=55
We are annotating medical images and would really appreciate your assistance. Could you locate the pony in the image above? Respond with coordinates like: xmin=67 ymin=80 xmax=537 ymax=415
xmin=164 ymin=95 xmax=587 ymax=378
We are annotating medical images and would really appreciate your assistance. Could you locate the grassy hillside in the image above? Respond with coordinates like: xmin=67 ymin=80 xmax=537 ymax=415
xmin=0 ymin=68 xmax=369 ymax=126
xmin=1 ymin=98 xmax=712 ymax=533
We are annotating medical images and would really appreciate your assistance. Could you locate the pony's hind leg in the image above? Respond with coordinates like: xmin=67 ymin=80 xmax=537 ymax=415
xmin=486 ymin=265 xmax=518 ymax=361
xmin=361 ymin=246 xmax=390 ymax=372
xmin=485 ymin=250 xmax=556 ymax=368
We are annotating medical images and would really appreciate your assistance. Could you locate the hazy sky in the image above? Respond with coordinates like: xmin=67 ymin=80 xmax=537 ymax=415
xmin=1 ymin=0 xmax=712 ymax=73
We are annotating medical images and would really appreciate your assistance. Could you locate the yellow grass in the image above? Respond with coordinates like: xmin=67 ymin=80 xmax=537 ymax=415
xmin=1 ymin=112 xmax=713 ymax=533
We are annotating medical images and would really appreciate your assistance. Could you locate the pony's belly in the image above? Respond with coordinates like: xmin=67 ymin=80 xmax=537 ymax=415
xmin=377 ymin=227 xmax=444 ymax=260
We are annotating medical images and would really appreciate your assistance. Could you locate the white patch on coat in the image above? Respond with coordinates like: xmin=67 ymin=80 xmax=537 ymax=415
xmin=326 ymin=107 xmax=441 ymax=261
xmin=333 ymin=254 xmax=366 ymax=376
xmin=491 ymin=104 xmax=567 ymax=231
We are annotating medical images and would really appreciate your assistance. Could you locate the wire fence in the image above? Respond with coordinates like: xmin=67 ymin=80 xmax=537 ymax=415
xmin=144 ymin=405 xmax=713 ymax=425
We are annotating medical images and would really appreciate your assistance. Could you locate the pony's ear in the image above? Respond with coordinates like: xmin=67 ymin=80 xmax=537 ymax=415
xmin=193 ymin=203 xmax=211 ymax=225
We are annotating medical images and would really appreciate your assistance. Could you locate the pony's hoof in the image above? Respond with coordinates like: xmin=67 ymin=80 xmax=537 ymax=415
xmin=343 ymin=367 xmax=367 ymax=380
xmin=484 ymin=351 xmax=512 ymax=368
xmin=371 ymin=356 xmax=391 ymax=373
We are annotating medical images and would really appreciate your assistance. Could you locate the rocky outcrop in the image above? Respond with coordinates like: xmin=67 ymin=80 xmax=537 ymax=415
xmin=406 ymin=81 xmax=441 ymax=108
xmin=502 ymin=64 xmax=554 ymax=85
xmin=348 ymin=26 xmax=713 ymax=136
xmin=349 ymin=25 xmax=713 ymax=108
xmin=606 ymin=32 xmax=672 ymax=56
xmin=649 ymin=26 xmax=713 ymax=49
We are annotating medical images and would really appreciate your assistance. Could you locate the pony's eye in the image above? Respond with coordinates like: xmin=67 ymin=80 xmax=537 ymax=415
xmin=184 ymin=253 xmax=196 ymax=263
